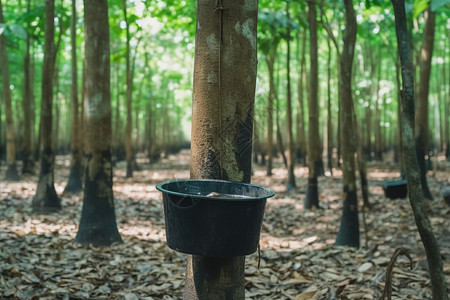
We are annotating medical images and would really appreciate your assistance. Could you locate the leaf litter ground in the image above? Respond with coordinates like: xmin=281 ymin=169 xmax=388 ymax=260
xmin=1 ymin=150 xmax=449 ymax=299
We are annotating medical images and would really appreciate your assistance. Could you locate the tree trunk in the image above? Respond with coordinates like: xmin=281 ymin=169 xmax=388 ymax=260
xmin=305 ymin=0 xmax=320 ymax=209
xmin=415 ymin=8 xmax=435 ymax=200
xmin=0 ymin=0 xmax=20 ymax=181
xmin=326 ymin=35 xmax=333 ymax=176
xmin=32 ymin=0 xmax=61 ymax=213
xmin=285 ymin=2 xmax=295 ymax=190
xmin=123 ymin=0 xmax=133 ymax=178
xmin=64 ymin=0 xmax=82 ymax=194
xmin=187 ymin=0 xmax=258 ymax=298
xmin=22 ymin=0 xmax=35 ymax=175
xmin=391 ymin=2 xmax=448 ymax=298
xmin=75 ymin=0 xmax=122 ymax=246
xmin=266 ymin=51 xmax=277 ymax=176
xmin=296 ymin=29 xmax=307 ymax=166
xmin=335 ymin=0 xmax=359 ymax=248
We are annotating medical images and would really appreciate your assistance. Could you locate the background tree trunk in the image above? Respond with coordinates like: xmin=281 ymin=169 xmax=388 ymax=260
xmin=266 ymin=51 xmax=277 ymax=176
xmin=0 ymin=0 xmax=20 ymax=181
xmin=296 ymin=29 xmax=307 ymax=166
xmin=32 ymin=0 xmax=60 ymax=213
xmin=64 ymin=0 xmax=82 ymax=194
xmin=415 ymin=8 xmax=435 ymax=200
xmin=75 ymin=0 xmax=122 ymax=246
xmin=187 ymin=0 xmax=258 ymax=298
xmin=391 ymin=1 xmax=448 ymax=298
xmin=326 ymin=35 xmax=333 ymax=176
xmin=21 ymin=0 xmax=35 ymax=175
xmin=285 ymin=1 xmax=295 ymax=190
xmin=335 ymin=0 xmax=359 ymax=248
xmin=123 ymin=0 xmax=134 ymax=178
xmin=305 ymin=0 xmax=319 ymax=209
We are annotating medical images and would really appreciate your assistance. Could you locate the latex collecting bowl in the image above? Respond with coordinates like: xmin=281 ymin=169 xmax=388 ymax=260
xmin=156 ymin=179 xmax=275 ymax=257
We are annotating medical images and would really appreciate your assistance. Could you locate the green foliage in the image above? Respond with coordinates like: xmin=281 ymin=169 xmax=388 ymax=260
xmin=431 ymin=0 xmax=450 ymax=10
xmin=413 ymin=0 xmax=430 ymax=18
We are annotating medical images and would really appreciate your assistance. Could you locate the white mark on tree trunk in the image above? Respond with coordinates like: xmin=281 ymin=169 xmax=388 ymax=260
xmin=242 ymin=19 xmax=256 ymax=51
xmin=242 ymin=0 xmax=257 ymax=13
xmin=207 ymin=33 xmax=218 ymax=52
xmin=207 ymin=71 xmax=217 ymax=84
xmin=85 ymin=93 xmax=102 ymax=117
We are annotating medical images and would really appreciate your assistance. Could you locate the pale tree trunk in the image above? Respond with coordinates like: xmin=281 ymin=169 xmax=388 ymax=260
xmin=305 ymin=0 xmax=320 ymax=209
xmin=415 ymin=8 xmax=435 ymax=200
xmin=266 ymin=50 xmax=277 ymax=176
xmin=33 ymin=0 xmax=60 ymax=213
xmin=335 ymin=0 xmax=359 ymax=248
xmin=75 ymin=0 xmax=122 ymax=246
xmin=444 ymin=48 xmax=449 ymax=159
xmin=123 ymin=0 xmax=133 ymax=178
xmin=326 ymin=35 xmax=333 ymax=176
xmin=296 ymin=29 xmax=307 ymax=166
xmin=22 ymin=0 xmax=35 ymax=175
xmin=64 ymin=0 xmax=82 ymax=194
xmin=391 ymin=1 xmax=448 ymax=298
xmin=285 ymin=1 xmax=295 ymax=189
xmin=0 ymin=0 xmax=20 ymax=181
xmin=187 ymin=0 xmax=258 ymax=298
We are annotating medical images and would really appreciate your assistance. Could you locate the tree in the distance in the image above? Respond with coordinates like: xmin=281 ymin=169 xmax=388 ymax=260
xmin=334 ymin=0 xmax=359 ymax=248
xmin=305 ymin=0 xmax=320 ymax=209
xmin=0 ymin=0 xmax=20 ymax=181
xmin=415 ymin=7 xmax=435 ymax=200
xmin=32 ymin=0 xmax=61 ymax=213
xmin=75 ymin=0 xmax=122 ymax=246
xmin=64 ymin=0 xmax=83 ymax=194
xmin=21 ymin=0 xmax=35 ymax=175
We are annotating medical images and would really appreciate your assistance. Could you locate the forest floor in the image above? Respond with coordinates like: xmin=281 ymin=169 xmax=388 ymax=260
xmin=1 ymin=149 xmax=450 ymax=300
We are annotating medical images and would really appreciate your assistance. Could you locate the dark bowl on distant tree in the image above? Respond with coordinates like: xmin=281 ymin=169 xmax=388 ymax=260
xmin=441 ymin=188 xmax=450 ymax=206
xmin=382 ymin=179 xmax=408 ymax=199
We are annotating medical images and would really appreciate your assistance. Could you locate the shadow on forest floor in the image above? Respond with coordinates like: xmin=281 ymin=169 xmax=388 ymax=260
xmin=1 ymin=149 xmax=449 ymax=299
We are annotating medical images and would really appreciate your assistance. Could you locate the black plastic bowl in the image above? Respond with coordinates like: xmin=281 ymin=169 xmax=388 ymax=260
xmin=156 ymin=179 xmax=275 ymax=257
xmin=382 ymin=179 xmax=408 ymax=199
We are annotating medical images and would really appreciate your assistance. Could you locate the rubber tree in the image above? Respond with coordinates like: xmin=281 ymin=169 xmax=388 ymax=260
xmin=64 ymin=0 xmax=83 ymax=194
xmin=415 ymin=7 xmax=435 ymax=200
xmin=305 ymin=0 xmax=320 ymax=209
xmin=334 ymin=0 xmax=359 ymax=248
xmin=391 ymin=1 xmax=448 ymax=298
xmin=21 ymin=0 xmax=35 ymax=175
xmin=187 ymin=0 xmax=258 ymax=298
xmin=75 ymin=0 xmax=122 ymax=246
xmin=0 ymin=0 xmax=20 ymax=181
xmin=32 ymin=0 xmax=61 ymax=213
xmin=258 ymin=10 xmax=282 ymax=177
xmin=123 ymin=0 xmax=134 ymax=178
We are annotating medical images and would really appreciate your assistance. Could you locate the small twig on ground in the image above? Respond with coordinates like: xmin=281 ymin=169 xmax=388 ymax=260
xmin=381 ymin=247 xmax=414 ymax=300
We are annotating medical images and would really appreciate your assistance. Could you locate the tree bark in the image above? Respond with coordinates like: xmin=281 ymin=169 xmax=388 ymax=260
xmin=296 ymin=29 xmax=307 ymax=166
xmin=21 ymin=0 xmax=35 ymax=175
xmin=64 ymin=0 xmax=83 ymax=194
xmin=335 ymin=0 xmax=359 ymax=248
xmin=123 ymin=0 xmax=134 ymax=178
xmin=305 ymin=0 xmax=320 ymax=209
xmin=285 ymin=1 xmax=295 ymax=190
xmin=415 ymin=8 xmax=435 ymax=200
xmin=187 ymin=0 xmax=258 ymax=298
xmin=75 ymin=0 xmax=122 ymax=246
xmin=391 ymin=1 xmax=448 ymax=299
xmin=0 ymin=0 xmax=20 ymax=181
xmin=32 ymin=0 xmax=61 ymax=213
xmin=266 ymin=51 xmax=277 ymax=176
xmin=326 ymin=34 xmax=333 ymax=176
